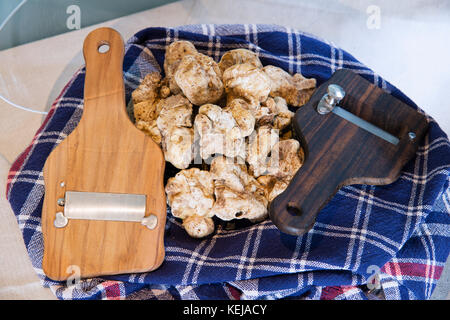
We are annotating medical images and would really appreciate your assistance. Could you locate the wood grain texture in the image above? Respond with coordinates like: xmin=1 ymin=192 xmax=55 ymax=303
xmin=269 ymin=69 xmax=429 ymax=236
xmin=42 ymin=28 xmax=166 ymax=281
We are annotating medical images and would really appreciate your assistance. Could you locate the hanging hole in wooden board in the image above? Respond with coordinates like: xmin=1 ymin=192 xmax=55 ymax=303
xmin=98 ymin=41 xmax=110 ymax=53
xmin=286 ymin=202 xmax=302 ymax=217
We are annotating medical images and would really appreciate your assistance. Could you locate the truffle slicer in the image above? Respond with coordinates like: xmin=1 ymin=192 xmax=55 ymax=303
xmin=41 ymin=27 xmax=166 ymax=281
xmin=269 ymin=69 xmax=429 ymax=236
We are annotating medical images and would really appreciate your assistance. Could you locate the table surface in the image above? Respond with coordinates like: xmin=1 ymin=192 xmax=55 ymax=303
xmin=0 ymin=0 xmax=177 ymax=50
xmin=0 ymin=0 xmax=448 ymax=300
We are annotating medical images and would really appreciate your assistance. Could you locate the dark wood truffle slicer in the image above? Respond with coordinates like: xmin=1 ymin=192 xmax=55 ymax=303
xmin=269 ymin=69 xmax=429 ymax=236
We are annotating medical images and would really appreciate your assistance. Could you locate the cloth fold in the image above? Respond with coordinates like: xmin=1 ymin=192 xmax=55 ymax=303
xmin=6 ymin=24 xmax=450 ymax=300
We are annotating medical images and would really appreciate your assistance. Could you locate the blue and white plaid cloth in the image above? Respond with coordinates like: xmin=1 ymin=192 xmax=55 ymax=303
xmin=6 ymin=24 xmax=450 ymax=300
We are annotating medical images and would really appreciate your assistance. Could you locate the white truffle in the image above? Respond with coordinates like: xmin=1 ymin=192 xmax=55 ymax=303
xmin=246 ymin=126 xmax=280 ymax=177
xmin=210 ymin=156 xmax=268 ymax=222
xmin=164 ymin=40 xmax=198 ymax=94
xmin=223 ymin=63 xmax=271 ymax=105
xmin=182 ymin=215 xmax=215 ymax=238
xmin=263 ymin=65 xmax=316 ymax=107
xmin=257 ymin=175 xmax=289 ymax=202
xmin=218 ymin=48 xmax=263 ymax=73
xmin=266 ymin=139 xmax=303 ymax=180
xmin=165 ymin=168 xmax=215 ymax=220
xmin=174 ymin=53 xmax=224 ymax=105
xmin=258 ymin=96 xmax=294 ymax=130
xmin=135 ymin=120 xmax=162 ymax=145
xmin=162 ymin=126 xmax=194 ymax=169
xmin=156 ymin=94 xmax=193 ymax=135
xmin=132 ymin=72 xmax=165 ymax=145
xmin=225 ymin=98 xmax=256 ymax=137
xmin=132 ymin=71 xmax=162 ymax=105
xmin=155 ymin=94 xmax=194 ymax=169
xmin=194 ymin=104 xmax=244 ymax=160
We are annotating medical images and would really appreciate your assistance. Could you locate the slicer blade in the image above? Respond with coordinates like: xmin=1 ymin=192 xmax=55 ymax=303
xmin=65 ymin=191 xmax=146 ymax=222
xmin=332 ymin=106 xmax=399 ymax=145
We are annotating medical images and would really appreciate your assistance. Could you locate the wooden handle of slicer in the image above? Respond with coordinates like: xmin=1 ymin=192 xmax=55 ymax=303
xmin=269 ymin=156 xmax=343 ymax=236
xmin=82 ymin=27 xmax=127 ymax=123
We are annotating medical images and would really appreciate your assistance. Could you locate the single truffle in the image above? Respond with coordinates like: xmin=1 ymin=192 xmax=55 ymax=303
xmin=182 ymin=215 xmax=215 ymax=238
xmin=266 ymin=139 xmax=303 ymax=180
xmin=210 ymin=156 xmax=268 ymax=221
xmin=257 ymin=96 xmax=294 ymax=130
xmin=194 ymin=104 xmax=245 ymax=160
xmin=165 ymin=168 xmax=215 ymax=220
xmin=164 ymin=40 xmax=198 ymax=94
xmin=218 ymin=48 xmax=263 ymax=73
xmin=263 ymin=65 xmax=316 ymax=107
xmin=174 ymin=53 xmax=224 ymax=105
xmin=162 ymin=126 xmax=194 ymax=169
xmin=246 ymin=126 xmax=280 ymax=177
xmin=223 ymin=63 xmax=271 ymax=105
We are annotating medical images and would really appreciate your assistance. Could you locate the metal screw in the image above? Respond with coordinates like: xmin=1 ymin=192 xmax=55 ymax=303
xmin=57 ymin=198 xmax=65 ymax=206
xmin=317 ymin=84 xmax=345 ymax=114
xmin=60 ymin=181 xmax=65 ymax=187
xmin=408 ymin=132 xmax=416 ymax=141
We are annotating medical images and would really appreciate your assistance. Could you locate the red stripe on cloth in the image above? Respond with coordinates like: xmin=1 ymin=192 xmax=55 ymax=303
xmin=320 ymin=285 xmax=359 ymax=300
xmin=381 ymin=262 xmax=444 ymax=280
xmin=225 ymin=283 xmax=242 ymax=300
xmin=5 ymin=108 xmax=55 ymax=198
xmin=320 ymin=286 xmax=343 ymax=300
xmin=102 ymin=281 xmax=122 ymax=300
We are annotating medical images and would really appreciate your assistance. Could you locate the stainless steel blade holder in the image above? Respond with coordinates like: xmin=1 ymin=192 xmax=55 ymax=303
xmin=53 ymin=191 xmax=158 ymax=229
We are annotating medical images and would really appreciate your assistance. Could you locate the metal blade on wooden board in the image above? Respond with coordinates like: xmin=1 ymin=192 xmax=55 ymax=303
xmin=316 ymin=83 xmax=400 ymax=145
xmin=332 ymin=106 xmax=400 ymax=145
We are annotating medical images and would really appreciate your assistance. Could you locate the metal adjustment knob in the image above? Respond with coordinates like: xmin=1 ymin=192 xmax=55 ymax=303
xmin=54 ymin=212 xmax=68 ymax=228
xmin=317 ymin=84 xmax=345 ymax=114
xmin=141 ymin=214 xmax=158 ymax=230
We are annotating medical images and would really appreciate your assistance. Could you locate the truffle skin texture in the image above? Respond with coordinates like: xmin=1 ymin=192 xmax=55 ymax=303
xmin=263 ymin=65 xmax=316 ymax=107
xmin=246 ymin=126 xmax=280 ymax=178
xmin=194 ymin=104 xmax=244 ymax=159
xmin=257 ymin=175 xmax=289 ymax=202
xmin=225 ymin=98 xmax=256 ymax=137
xmin=132 ymin=72 xmax=165 ymax=145
xmin=174 ymin=53 xmax=224 ymax=105
xmin=132 ymin=71 xmax=162 ymax=105
xmin=218 ymin=48 xmax=263 ymax=73
xmin=222 ymin=63 xmax=271 ymax=105
xmin=165 ymin=168 xmax=215 ymax=220
xmin=156 ymin=94 xmax=193 ymax=135
xmin=182 ymin=215 xmax=215 ymax=238
xmin=266 ymin=139 xmax=303 ymax=180
xmin=155 ymin=94 xmax=194 ymax=169
xmin=257 ymin=96 xmax=294 ymax=130
xmin=161 ymin=126 xmax=194 ymax=169
xmin=135 ymin=120 xmax=162 ymax=145
xmin=210 ymin=156 xmax=268 ymax=222
xmin=164 ymin=41 xmax=198 ymax=94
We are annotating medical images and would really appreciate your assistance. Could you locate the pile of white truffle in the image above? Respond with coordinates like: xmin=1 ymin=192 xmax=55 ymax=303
xmin=132 ymin=41 xmax=316 ymax=238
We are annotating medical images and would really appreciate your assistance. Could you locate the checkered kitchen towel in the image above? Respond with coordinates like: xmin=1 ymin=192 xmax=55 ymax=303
xmin=6 ymin=24 xmax=450 ymax=300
